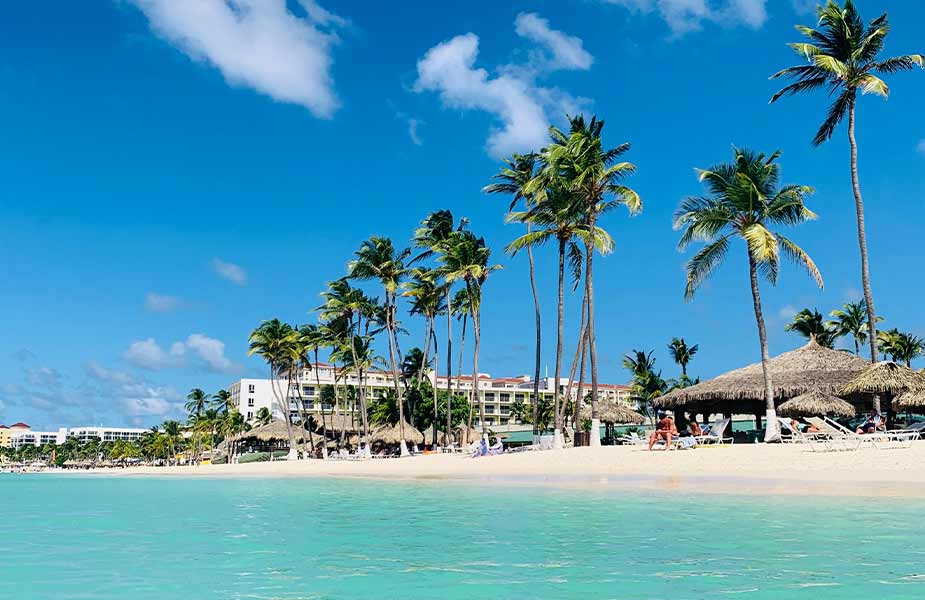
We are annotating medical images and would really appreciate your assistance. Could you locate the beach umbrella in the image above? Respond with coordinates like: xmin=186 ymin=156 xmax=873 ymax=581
xmin=421 ymin=424 xmax=453 ymax=446
xmin=233 ymin=421 xmax=306 ymax=444
xmin=839 ymin=361 xmax=925 ymax=396
xmin=454 ymin=425 xmax=480 ymax=446
xmin=777 ymin=389 xmax=856 ymax=418
xmin=655 ymin=339 xmax=868 ymax=414
xmin=579 ymin=401 xmax=645 ymax=424
xmin=369 ymin=421 xmax=424 ymax=445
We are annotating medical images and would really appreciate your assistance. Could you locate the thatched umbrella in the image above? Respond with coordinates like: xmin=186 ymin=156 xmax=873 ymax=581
xmin=421 ymin=424 xmax=453 ymax=446
xmin=233 ymin=421 xmax=306 ymax=444
xmin=454 ymin=425 xmax=481 ymax=446
xmin=655 ymin=339 xmax=868 ymax=414
xmin=777 ymin=389 xmax=856 ymax=418
xmin=839 ymin=361 xmax=925 ymax=396
xmin=893 ymin=389 xmax=925 ymax=411
xmin=369 ymin=421 xmax=424 ymax=445
xmin=580 ymin=401 xmax=645 ymax=424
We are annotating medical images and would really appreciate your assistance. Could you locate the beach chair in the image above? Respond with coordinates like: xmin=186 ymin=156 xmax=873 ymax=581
xmin=803 ymin=417 xmax=861 ymax=451
xmin=693 ymin=418 xmax=733 ymax=445
xmin=619 ymin=431 xmax=649 ymax=447
xmin=777 ymin=417 xmax=830 ymax=451
xmin=822 ymin=416 xmax=917 ymax=450
xmin=488 ymin=441 xmax=504 ymax=455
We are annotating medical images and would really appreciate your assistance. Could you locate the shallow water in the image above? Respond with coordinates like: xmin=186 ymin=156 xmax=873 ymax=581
xmin=2 ymin=474 xmax=923 ymax=599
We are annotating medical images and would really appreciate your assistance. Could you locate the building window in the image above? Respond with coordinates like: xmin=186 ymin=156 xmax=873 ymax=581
xmin=499 ymin=393 xmax=510 ymax=402
xmin=485 ymin=406 xmax=496 ymax=414
xmin=248 ymin=384 xmax=255 ymax=393
xmin=485 ymin=392 xmax=495 ymax=401
xmin=248 ymin=398 xmax=255 ymax=407
xmin=303 ymin=386 xmax=315 ymax=396
xmin=515 ymin=393 xmax=525 ymax=402
xmin=247 ymin=411 xmax=253 ymax=420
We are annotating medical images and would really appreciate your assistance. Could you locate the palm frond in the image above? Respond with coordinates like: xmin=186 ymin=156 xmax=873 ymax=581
xmin=778 ymin=234 xmax=824 ymax=289
xmin=684 ymin=236 xmax=730 ymax=301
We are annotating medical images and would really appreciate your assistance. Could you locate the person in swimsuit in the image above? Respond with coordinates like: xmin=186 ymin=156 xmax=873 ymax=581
xmin=856 ymin=409 xmax=882 ymax=434
xmin=648 ymin=414 xmax=678 ymax=451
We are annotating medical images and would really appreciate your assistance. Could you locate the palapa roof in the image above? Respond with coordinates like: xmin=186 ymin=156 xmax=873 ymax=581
xmin=233 ymin=420 xmax=306 ymax=443
xmin=893 ymin=389 xmax=925 ymax=411
xmin=421 ymin=424 xmax=454 ymax=445
xmin=369 ymin=421 xmax=424 ymax=445
xmin=839 ymin=361 xmax=925 ymax=396
xmin=579 ymin=401 xmax=645 ymax=424
xmin=777 ymin=389 xmax=856 ymax=417
xmin=654 ymin=339 xmax=868 ymax=409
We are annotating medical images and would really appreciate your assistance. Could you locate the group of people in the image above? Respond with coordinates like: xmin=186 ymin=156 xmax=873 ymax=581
xmin=647 ymin=412 xmax=703 ymax=451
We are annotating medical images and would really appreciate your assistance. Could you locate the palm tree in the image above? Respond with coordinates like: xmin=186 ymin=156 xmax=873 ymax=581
xmin=300 ymin=323 xmax=329 ymax=457
xmin=248 ymin=318 xmax=299 ymax=459
xmin=528 ymin=115 xmax=641 ymax=446
xmin=623 ymin=350 xmax=667 ymax=423
xmin=879 ymin=329 xmax=925 ymax=367
xmin=785 ymin=308 xmax=837 ymax=348
xmin=255 ymin=407 xmax=271 ymax=426
xmin=349 ymin=236 xmax=412 ymax=454
xmin=162 ymin=420 xmax=182 ymax=465
xmin=675 ymin=148 xmax=823 ymax=442
xmin=212 ymin=389 xmax=233 ymax=414
xmin=412 ymin=210 xmax=468 ymax=445
xmin=770 ymin=1 xmax=924 ymax=376
xmin=403 ymin=267 xmax=447 ymax=446
xmin=439 ymin=230 xmax=501 ymax=440
xmin=829 ymin=300 xmax=879 ymax=355
xmin=506 ymin=186 xmax=593 ymax=444
xmin=667 ymin=338 xmax=699 ymax=383
xmin=452 ymin=288 xmax=473 ymax=419
xmin=484 ymin=153 xmax=544 ymax=442
xmin=185 ymin=388 xmax=210 ymax=419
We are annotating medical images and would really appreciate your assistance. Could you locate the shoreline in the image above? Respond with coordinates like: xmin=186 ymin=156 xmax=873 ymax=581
xmin=48 ymin=444 xmax=925 ymax=499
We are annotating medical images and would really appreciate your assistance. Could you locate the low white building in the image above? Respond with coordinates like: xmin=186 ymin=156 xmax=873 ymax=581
xmin=2 ymin=423 xmax=148 ymax=448
xmin=226 ymin=364 xmax=632 ymax=427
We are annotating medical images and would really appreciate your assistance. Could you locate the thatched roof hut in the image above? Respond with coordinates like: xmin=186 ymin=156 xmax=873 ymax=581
xmin=839 ymin=361 xmax=925 ymax=396
xmin=654 ymin=339 xmax=868 ymax=413
xmin=893 ymin=389 xmax=925 ymax=411
xmin=580 ymin=401 xmax=645 ymax=424
xmin=421 ymin=425 xmax=453 ymax=445
xmin=777 ymin=389 xmax=856 ymax=418
xmin=455 ymin=425 xmax=481 ymax=445
xmin=233 ymin=421 xmax=305 ymax=443
xmin=369 ymin=421 xmax=424 ymax=445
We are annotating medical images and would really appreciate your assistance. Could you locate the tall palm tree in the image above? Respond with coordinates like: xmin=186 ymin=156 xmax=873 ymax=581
xmin=770 ymin=0 xmax=924 ymax=379
xmin=162 ymin=420 xmax=182 ymax=466
xmin=528 ymin=115 xmax=641 ymax=446
xmin=829 ymin=300 xmax=878 ymax=355
xmin=185 ymin=388 xmax=210 ymax=419
xmin=667 ymin=338 xmax=699 ymax=382
xmin=452 ymin=288 xmax=472 ymax=419
xmin=439 ymin=230 xmax=501 ymax=440
xmin=412 ymin=210 xmax=468 ymax=445
xmin=212 ymin=389 xmax=233 ymax=414
xmin=785 ymin=308 xmax=837 ymax=348
xmin=879 ymin=329 xmax=925 ymax=367
xmin=506 ymin=186 xmax=595 ymax=444
xmin=484 ymin=153 xmax=544 ymax=442
xmin=349 ymin=236 xmax=412 ymax=454
xmin=300 ymin=323 xmax=329 ymax=457
xmin=675 ymin=148 xmax=823 ymax=442
xmin=403 ymin=266 xmax=447 ymax=446
xmin=248 ymin=318 xmax=299 ymax=459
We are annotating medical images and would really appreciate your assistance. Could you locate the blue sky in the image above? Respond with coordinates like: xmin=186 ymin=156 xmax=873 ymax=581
xmin=1 ymin=1 xmax=922 ymax=429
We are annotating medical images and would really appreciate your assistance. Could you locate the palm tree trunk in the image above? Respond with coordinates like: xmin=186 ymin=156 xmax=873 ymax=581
xmin=583 ymin=233 xmax=601 ymax=447
xmin=526 ymin=226 xmax=542 ymax=442
xmin=848 ymin=98 xmax=880 ymax=413
xmin=553 ymin=238 xmax=566 ymax=448
xmin=431 ymin=326 xmax=439 ymax=447
xmin=385 ymin=291 xmax=408 ymax=456
xmin=564 ymin=292 xmax=588 ymax=430
xmin=749 ymin=251 xmax=779 ymax=442
xmin=470 ymin=282 xmax=485 ymax=439
xmin=576 ymin=329 xmax=588 ymax=431
xmin=314 ymin=349 xmax=327 ymax=458
xmin=445 ymin=286 xmax=453 ymax=447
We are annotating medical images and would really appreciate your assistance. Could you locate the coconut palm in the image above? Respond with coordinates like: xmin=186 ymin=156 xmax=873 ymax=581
xmin=770 ymin=1 xmax=924 ymax=371
xmin=162 ymin=420 xmax=182 ymax=465
xmin=484 ymin=153 xmax=544 ymax=440
xmin=349 ymin=237 xmax=411 ymax=454
xmin=451 ymin=287 xmax=472 ymax=413
xmin=828 ymin=300 xmax=880 ymax=355
xmin=527 ymin=115 xmax=641 ymax=444
xmin=255 ymin=407 xmax=271 ymax=426
xmin=439 ymin=230 xmax=501 ymax=440
xmin=212 ymin=389 xmax=233 ymax=414
xmin=248 ymin=318 xmax=299 ymax=459
xmin=785 ymin=308 xmax=838 ymax=348
xmin=879 ymin=329 xmax=925 ymax=367
xmin=412 ymin=210 xmax=468 ymax=444
xmin=506 ymin=186 xmax=595 ymax=442
xmin=675 ymin=148 xmax=823 ymax=441
xmin=185 ymin=388 xmax=210 ymax=420
xmin=667 ymin=338 xmax=699 ymax=382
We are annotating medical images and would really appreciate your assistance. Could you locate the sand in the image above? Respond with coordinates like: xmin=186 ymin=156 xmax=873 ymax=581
xmin=84 ymin=443 xmax=925 ymax=498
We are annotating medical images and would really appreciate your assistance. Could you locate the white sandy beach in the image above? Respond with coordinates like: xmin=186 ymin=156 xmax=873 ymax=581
xmin=85 ymin=444 xmax=925 ymax=498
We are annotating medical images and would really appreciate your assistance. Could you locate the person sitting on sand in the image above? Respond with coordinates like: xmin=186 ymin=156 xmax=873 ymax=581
xmin=687 ymin=417 xmax=702 ymax=437
xmin=856 ymin=409 xmax=882 ymax=434
xmin=648 ymin=414 xmax=677 ymax=451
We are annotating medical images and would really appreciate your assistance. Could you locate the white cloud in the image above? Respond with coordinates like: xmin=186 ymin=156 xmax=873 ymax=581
xmin=514 ymin=13 xmax=593 ymax=71
xmin=778 ymin=305 xmax=797 ymax=320
xmin=129 ymin=0 xmax=345 ymax=118
xmin=123 ymin=335 xmax=239 ymax=373
xmin=85 ymin=362 xmax=182 ymax=418
xmin=790 ymin=0 xmax=817 ymax=15
xmin=916 ymin=139 xmax=925 ymax=155
xmin=124 ymin=338 xmax=186 ymax=370
xmin=414 ymin=14 xmax=592 ymax=158
xmin=212 ymin=257 xmax=247 ymax=285
xmin=602 ymin=0 xmax=768 ymax=35
xmin=145 ymin=292 xmax=181 ymax=312
xmin=406 ymin=117 xmax=423 ymax=145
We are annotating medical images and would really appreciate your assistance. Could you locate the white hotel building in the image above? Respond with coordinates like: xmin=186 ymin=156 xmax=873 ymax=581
xmin=0 ymin=423 xmax=149 ymax=449
xmin=227 ymin=364 xmax=631 ymax=428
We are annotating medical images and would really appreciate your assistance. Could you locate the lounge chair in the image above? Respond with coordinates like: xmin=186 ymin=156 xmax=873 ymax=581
xmin=803 ymin=417 xmax=861 ymax=451
xmin=822 ymin=416 xmax=917 ymax=450
xmin=488 ymin=441 xmax=504 ymax=455
xmin=777 ymin=417 xmax=833 ymax=451
xmin=618 ymin=431 xmax=649 ymax=447
xmin=694 ymin=418 xmax=733 ymax=445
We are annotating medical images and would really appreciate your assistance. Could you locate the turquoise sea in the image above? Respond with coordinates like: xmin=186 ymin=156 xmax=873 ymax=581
xmin=2 ymin=475 xmax=923 ymax=599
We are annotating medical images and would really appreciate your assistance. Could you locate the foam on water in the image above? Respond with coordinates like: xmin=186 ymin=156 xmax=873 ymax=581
xmin=0 ymin=474 xmax=923 ymax=599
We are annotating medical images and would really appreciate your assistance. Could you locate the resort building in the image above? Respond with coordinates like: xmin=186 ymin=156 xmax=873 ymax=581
xmin=0 ymin=423 xmax=148 ymax=448
xmin=226 ymin=365 xmax=632 ymax=428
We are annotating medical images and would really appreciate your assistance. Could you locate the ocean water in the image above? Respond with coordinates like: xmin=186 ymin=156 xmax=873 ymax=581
xmin=1 ymin=475 xmax=923 ymax=599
